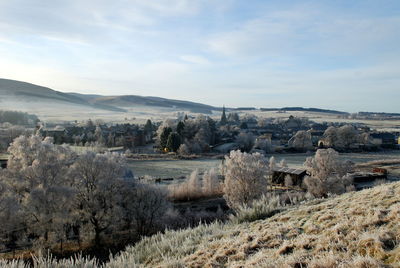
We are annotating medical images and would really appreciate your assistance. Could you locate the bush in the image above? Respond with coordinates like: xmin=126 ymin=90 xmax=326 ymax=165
xmin=168 ymin=168 xmax=222 ymax=201
xmin=230 ymin=194 xmax=282 ymax=224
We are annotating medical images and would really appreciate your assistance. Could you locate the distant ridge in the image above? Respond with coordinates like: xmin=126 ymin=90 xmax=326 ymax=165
xmin=0 ymin=78 xmax=216 ymax=114
xmin=260 ymin=106 xmax=349 ymax=115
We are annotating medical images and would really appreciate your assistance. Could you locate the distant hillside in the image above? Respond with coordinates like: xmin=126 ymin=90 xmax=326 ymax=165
xmin=0 ymin=79 xmax=125 ymax=112
xmin=107 ymin=182 xmax=400 ymax=267
xmin=260 ymin=106 xmax=349 ymax=115
xmin=70 ymin=93 xmax=216 ymax=114
xmin=0 ymin=78 xmax=216 ymax=115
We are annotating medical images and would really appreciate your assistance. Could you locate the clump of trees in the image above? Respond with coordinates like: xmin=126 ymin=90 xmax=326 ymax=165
xmin=321 ymin=125 xmax=368 ymax=149
xmin=303 ymin=148 xmax=355 ymax=197
xmin=0 ymin=110 xmax=39 ymax=125
xmin=0 ymin=135 xmax=170 ymax=252
xmin=157 ymin=115 xmax=217 ymax=154
xmin=0 ymin=124 xmax=32 ymax=152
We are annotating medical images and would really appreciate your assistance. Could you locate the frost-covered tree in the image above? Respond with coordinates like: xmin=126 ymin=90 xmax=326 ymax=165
xmin=227 ymin=112 xmax=239 ymax=123
xmin=337 ymin=125 xmax=358 ymax=149
xmin=0 ymin=180 xmax=23 ymax=251
xmin=177 ymin=143 xmax=190 ymax=156
xmin=70 ymin=151 xmax=126 ymax=246
xmin=235 ymin=132 xmax=255 ymax=152
xmin=3 ymin=135 xmax=76 ymax=248
xmin=202 ymin=168 xmax=221 ymax=196
xmin=322 ymin=126 xmax=338 ymax=148
xmin=280 ymin=159 xmax=288 ymax=167
xmin=288 ymin=130 xmax=313 ymax=151
xmin=322 ymin=125 xmax=359 ymax=149
xmin=223 ymin=150 xmax=269 ymax=210
xmin=253 ymin=138 xmax=273 ymax=153
xmin=120 ymin=182 xmax=169 ymax=237
xmin=94 ymin=126 xmax=105 ymax=145
xmin=269 ymin=156 xmax=277 ymax=171
xmin=303 ymin=148 xmax=354 ymax=197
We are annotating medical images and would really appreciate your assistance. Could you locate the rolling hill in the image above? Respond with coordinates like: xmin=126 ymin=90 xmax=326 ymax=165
xmin=0 ymin=79 xmax=217 ymax=117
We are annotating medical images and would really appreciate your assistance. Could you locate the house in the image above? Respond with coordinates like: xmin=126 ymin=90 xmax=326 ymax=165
xmin=39 ymin=127 xmax=67 ymax=143
xmin=271 ymin=167 xmax=307 ymax=186
xmin=256 ymin=133 xmax=272 ymax=144
xmin=370 ymin=133 xmax=396 ymax=148
xmin=309 ymin=130 xmax=325 ymax=146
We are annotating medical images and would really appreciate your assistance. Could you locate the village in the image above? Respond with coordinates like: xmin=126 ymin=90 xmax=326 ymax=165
xmin=1 ymin=108 xmax=400 ymax=192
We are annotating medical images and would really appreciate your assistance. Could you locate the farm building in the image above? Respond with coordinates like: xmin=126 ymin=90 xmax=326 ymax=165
xmin=370 ymin=133 xmax=396 ymax=148
xmin=350 ymin=170 xmax=388 ymax=190
xmin=0 ymin=154 xmax=8 ymax=169
xmin=271 ymin=167 xmax=307 ymax=186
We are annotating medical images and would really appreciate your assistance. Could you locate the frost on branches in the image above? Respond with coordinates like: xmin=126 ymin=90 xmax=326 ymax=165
xmin=303 ymin=148 xmax=354 ymax=197
xmin=223 ymin=150 xmax=269 ymax=210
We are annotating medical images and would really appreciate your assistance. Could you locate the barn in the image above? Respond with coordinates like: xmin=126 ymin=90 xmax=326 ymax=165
xmin=0 ymin=154 xmax=8 ymax=169
xmin=271 ymin=167 xmax=307 ymax=186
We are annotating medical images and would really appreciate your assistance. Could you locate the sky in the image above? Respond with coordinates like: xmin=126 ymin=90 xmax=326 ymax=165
xmin=0 ymin=0 xmax=399 ymax=113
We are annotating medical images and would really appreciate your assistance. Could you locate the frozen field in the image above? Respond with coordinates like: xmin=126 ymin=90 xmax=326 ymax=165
xmin=128 ymin=151 xmax=400 ymax=178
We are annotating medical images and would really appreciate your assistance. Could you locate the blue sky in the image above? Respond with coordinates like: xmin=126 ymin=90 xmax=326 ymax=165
xmin=0 ymin=0 xmax=399 ymax=112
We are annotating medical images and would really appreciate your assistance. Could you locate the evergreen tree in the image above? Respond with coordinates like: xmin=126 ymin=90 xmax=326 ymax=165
xmin=144 ymin=119 xmax=154 ymax=133
xmin=166 ymin=132 xmax=182 ymax=152
xmin=160 ymin=127 xmax=172 ymax=150
xmin=176 ymin=121 xmax=185 ymax=136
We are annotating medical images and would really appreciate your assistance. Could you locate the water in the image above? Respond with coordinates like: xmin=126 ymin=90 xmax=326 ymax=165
xmin=128 ymin=151 xmax=400 ymax=178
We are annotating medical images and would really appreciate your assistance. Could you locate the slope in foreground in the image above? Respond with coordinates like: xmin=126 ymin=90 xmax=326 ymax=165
xmin=111 ymin=182 xmax=400 ymax=267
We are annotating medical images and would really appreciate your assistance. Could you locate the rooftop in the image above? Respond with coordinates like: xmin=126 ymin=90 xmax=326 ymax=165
xmin=0 ymin=153 xmax=9 ymax=160
xmin=272 ymin=167 xmax=307 ymax=175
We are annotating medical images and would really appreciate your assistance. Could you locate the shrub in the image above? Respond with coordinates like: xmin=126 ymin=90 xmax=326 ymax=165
xmin=230 ymin=194 xmax=282 ymax=224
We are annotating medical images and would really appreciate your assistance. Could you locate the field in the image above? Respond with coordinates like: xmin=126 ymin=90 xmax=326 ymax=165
xmin=128 ymin=151 xmax=400 ymax=179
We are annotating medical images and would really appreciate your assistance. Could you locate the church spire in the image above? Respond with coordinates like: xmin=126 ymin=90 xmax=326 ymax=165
xmin=220 ymin=105 xmax=227 ymax=125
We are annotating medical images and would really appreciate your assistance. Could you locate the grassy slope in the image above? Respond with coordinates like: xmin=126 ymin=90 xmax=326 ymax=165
xmin=111 ymin=182 xmax=400 ymax=267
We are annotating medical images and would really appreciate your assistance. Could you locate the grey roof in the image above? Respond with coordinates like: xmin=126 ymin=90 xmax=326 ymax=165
xmin=272 ymin=167 xmax=306 ymax=175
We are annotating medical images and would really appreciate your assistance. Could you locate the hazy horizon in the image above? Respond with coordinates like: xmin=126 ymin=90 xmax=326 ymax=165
xmin=0 ymin=0 xmax=399 ymax=113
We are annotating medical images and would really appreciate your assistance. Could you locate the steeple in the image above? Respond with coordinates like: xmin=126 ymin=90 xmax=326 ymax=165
xmin=220 ymin=105 xmax=227 ymax=125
